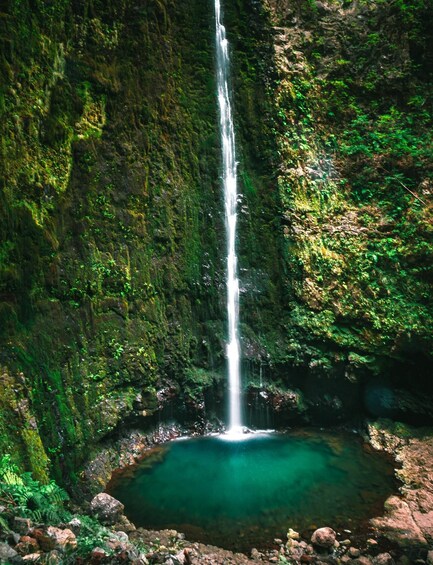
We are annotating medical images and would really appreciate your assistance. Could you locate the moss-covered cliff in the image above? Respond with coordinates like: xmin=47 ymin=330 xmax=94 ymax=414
xmin=259 ymin=0 xmax=433 ymax=420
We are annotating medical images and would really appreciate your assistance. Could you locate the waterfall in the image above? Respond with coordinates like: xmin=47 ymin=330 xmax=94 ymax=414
xmin=215 ymin=0 xmax=242 ymax=433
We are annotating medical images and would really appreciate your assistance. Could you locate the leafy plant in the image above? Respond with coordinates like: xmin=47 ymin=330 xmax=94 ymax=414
xmin=0 ymin=455 xmax=70 ymax=524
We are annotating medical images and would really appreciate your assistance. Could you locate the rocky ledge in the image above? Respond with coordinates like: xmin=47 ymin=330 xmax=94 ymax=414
xmin=366 ymin=419 xmax=433 ymax=559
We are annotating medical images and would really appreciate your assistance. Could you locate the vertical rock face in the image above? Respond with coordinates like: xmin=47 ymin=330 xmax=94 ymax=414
xmin=259 ymin=0 xmax=433 ymax=418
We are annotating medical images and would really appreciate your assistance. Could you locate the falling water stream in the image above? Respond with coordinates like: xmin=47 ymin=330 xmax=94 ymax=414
xmin=215 ymin=0 xmax=242 ymax=433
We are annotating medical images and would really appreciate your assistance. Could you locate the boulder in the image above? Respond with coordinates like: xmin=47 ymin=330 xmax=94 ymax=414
xmin=67 ymin=518 xmax=81 ymax=535
xmin=91 ymin=546 xmax=108 ymax=560
xmin=0 ymin=542 xmax=19 ymax=562
xmin=311 ymin=527 xmax=336 ymax=548
xmin=32 ymin=526 xmax=77 ymax=552
xmin=373 ymin=554 xmax=394 ymax=565
xmin=90 ymin=493 xmax=125 ymax=525
xmin=15 ymin=536 xmax=39 ymax=556
xmin=371 ymin=496 xmax=428 ymax=549
xmin=353 ymin=558 xmax=374 ymax=565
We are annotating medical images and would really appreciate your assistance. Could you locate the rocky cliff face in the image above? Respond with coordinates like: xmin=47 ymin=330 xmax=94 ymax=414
xmin=1 ymin=0 xmax=433 ymax=482
xmin=259 ymin=0 xmax=433 ymax=421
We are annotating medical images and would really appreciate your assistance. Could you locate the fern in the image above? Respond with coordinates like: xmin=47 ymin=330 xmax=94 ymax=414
xmin=0 ymin=454 xmax=70 ymax=525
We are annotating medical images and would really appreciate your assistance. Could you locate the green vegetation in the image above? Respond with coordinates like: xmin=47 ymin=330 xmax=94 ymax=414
xmin=267 ymin=0 xmax=433 ymax=380
xmin=0 ymin=454 xmax=69 ymax=525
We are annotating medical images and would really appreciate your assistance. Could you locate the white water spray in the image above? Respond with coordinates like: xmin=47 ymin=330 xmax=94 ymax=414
xmin=215 ymin=0 xmax=242 ymax=434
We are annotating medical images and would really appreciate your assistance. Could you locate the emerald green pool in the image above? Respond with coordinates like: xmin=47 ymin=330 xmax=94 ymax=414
xmin=109 ymin=431 xmax=395 ymax=551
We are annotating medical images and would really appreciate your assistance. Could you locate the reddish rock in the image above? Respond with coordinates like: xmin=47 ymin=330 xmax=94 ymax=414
xmin=373 ymin=553 xmax=394 ymax=565
xmin=15 ymin=536 xmax=39 ymax=556
xmin=353 ymin=557 xmax=374 ymax=565
xmin=311 ymin=527 xmax=336 ymax=548
xmin=32 ymin=526 xmax=77 ymax=552
xmin=91 ymin=546 xmax=108 ymax=561
xmin=371 ymin=496 xmax=428 ymax=549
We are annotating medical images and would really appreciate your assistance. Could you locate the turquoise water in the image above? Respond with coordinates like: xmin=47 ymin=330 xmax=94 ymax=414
xmin=109 ymin=431 xmax=395 ymax=551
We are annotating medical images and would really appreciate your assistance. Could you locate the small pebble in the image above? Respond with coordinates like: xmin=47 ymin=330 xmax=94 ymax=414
xmin=349 ymin=547 xmax=361 ymax=558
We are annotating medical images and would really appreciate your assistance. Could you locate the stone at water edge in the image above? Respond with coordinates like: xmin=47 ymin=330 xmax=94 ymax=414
xmin=349 ymin=547 xmax=361 ymax=558
xmin=311 ymin=527 xmax=336 ymax=548
xmin=373 ymin=554 xmax=394 ymax=565
xmin=90 ymin=492 xmax=125 ymax=525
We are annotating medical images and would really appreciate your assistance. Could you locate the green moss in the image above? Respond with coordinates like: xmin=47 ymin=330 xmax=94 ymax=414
xmin=267 ymin=0 xmax=433 ymax=376
xmin=21 ymin=428 xmax=50 ymax=484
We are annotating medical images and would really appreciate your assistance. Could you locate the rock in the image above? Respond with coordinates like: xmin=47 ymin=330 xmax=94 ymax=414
xmin=90 ymin=493 xmax=125 ymax=525
xmin=11 ymin=533 xmax=21 ymax=545
xmin=46 ymin=550 xmax=62 ymax=564
xmin=353 ymin=558 xmax=374 ymax=565
xmin=287 ymin=528 xmax=300 ymax=541
xmin=349 ymin=547 xmax=361 ymax=558
xmin=341 ymin=539 xmax=351 ymax=546
xmin=371 ymin=496 xmax=428 ymax=549
xmin=15 ymin=537 xmax=39 ymax=556
xmin=132 ymin=556 xmax=149 ymax=565
xmin=22 ymin=554 xmax=40 ymax=562
xmin=32 ymin=527 xmax=77 ymax=552
xmin=115 ymin=531 xmax=129 ymax=543
xmin=251 ymin=548 xmax=262 ymax=560
xmin=13 ymin=518 xmax=32 ymax=536
xmin=0 ymin=542 xmax=19 ymax=562
xmin=311 ymin=527 xmax=336 ymax=548
xmin=91 ymin=546 xmax=108 ymax=560
xmin=173 ymin=550 xmax=186 ymax=564
xmin=373 ymin=554 xmax=394 ymax=565
xmin=427 ymin=550 xmax=433 ymax=565
xmin=67 ymin=518 xmax=81 ymax=535
xmin=115 ymin=513 xmax=136 ymax=532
